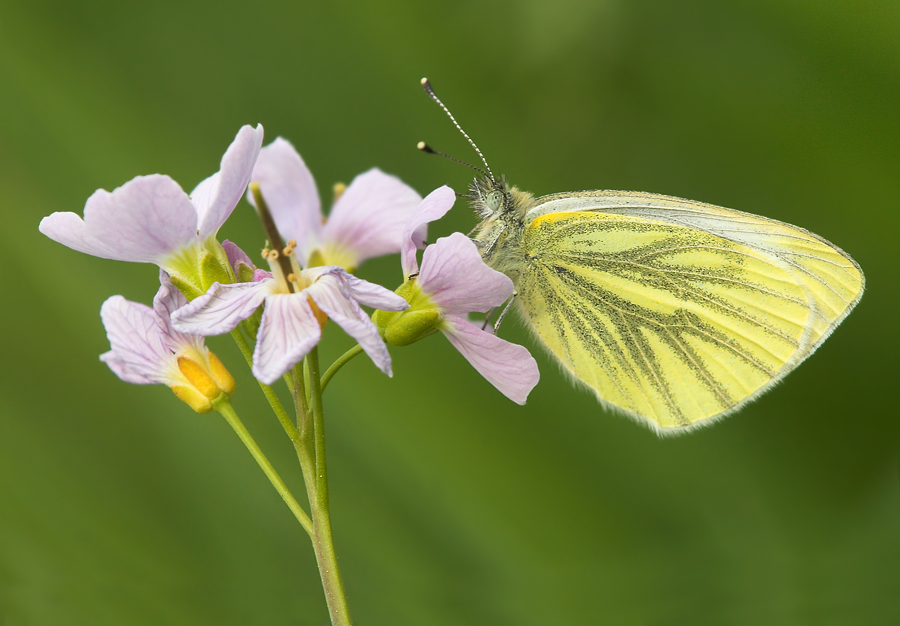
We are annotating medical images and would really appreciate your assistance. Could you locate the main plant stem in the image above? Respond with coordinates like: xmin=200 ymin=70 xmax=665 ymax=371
xmin=294 ymin=348 xmax=352 ymax=626
xmin=233 ymin=325 xmax=352 ymax=623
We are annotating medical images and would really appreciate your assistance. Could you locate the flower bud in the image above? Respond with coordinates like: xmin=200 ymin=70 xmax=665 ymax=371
xmin=206 ymin=352 xmax=237 ymax=396
xmin=375 ymin=278 xmax=442 ymax=347
xmin=171 ymin=385 xmax=215 ymax=413
xmin=382 ymin=309 xmax=441 ymax=346
xmin=170 ymin=351 xmax=236 ymax=413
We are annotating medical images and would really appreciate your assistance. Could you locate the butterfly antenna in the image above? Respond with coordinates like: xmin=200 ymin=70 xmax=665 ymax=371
xmin=421 ymin=77 xmax=494 ymax=182
xmin=417 ymin=141 xmax=489 ymax=179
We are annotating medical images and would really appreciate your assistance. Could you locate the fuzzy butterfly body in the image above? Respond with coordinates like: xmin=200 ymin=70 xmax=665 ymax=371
xmin=469 ymin=179 xmax=864 ymax=433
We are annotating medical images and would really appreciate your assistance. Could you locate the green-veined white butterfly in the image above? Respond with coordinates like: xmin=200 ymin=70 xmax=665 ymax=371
xmin=420 ymin=78 xmax=864 ymax=433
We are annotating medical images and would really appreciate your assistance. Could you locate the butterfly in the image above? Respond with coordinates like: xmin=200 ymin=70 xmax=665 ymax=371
xmin=420 ymin=79 xmax=865 ymax=432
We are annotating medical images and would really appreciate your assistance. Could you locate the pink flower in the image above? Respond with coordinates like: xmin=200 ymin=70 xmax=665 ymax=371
xmin=171 ymin=263 xmax=408 ymax=385
xmin=249 ymin=138 xmax=423 ymax=271
xmin=100 ymin=271 xmax=236 ymax=413
xmin=377 ymin=187 xmax=540 ymax=404
xmin=40 ymin=125 xmax=264 ymax=295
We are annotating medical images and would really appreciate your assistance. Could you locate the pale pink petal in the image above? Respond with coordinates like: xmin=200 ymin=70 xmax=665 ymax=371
xmin=305 ymin=266 xmax=409 ymax=312
xmin=322 ymin=168 xmax=422 ymax=266
xmin=249 ymin=138 xmax=322 ymax=264
xmin=305 ymin=275 xmax=393 ymax=376
xmin=400 ymin=185 xmax=456 ymax=277
xmin=441 ymin=316 xmax=540 ymax=405
xmin=153 ymin=270 xmax=188 ymax=333
xmin=341 ymin=274 xmax=410 ymax=311
xmin=40 ymin=175 xmax=197 ymax=263
xmin=100 ymin=352 xmax=157 ymax=385
xmin=171 ymin=280 xmax=273 ymax=336
xmin=223 ymin=240 xmax=255 ymax=276
xmin=153 ymin=270 xmax=205 ymax=353
xmin=252 ymin=293 xmax=322 ymax=384
xmin=192 ymin=125 xmax=264 ymax=238
xmin=39 ymin=212 xmax=119 ymax=259
xmin=99 ymin=295 xmax=178 ymax=385
xmin=419 ymin=233 xmax=513 ymax=314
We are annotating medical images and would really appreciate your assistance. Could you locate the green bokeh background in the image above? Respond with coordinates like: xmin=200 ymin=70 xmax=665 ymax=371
xmin=1 ymin=1 xmax=897 ymax=623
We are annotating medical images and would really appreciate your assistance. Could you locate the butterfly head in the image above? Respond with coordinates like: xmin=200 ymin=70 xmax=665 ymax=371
xmin=468 ymin=175 xmax=513 ymax=219
xmin=467 ymin=175 xmax=536 ymax=224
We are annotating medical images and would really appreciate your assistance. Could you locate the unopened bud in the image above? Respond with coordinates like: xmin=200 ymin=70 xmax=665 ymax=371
xmin=171 ymin=351 xmax=236 ymax=413
xmin=177 ymin=356 xmax=220 ymax=399
xmin=171 ymin=385 xmax=214 ymax=413
xmin=374 ymin=278 xmax=442 ymax=346
xmin=382 ymin=308 xmax=441 ymax=346
xmin=207 ymin=352 xmax=236 ymax=396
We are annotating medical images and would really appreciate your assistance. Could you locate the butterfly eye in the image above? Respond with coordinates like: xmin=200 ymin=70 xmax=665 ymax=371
xmin=486 ymin=190 xmax=503 ymax=213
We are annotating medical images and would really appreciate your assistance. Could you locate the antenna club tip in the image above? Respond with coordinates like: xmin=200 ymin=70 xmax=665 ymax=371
xmin=420 ymin=77 xmax=429 ymax=85
xmin=416 ymin=141 xmax=427 ymax=150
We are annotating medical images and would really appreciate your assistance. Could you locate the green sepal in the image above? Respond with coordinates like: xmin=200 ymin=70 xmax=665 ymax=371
xmin=383 ymin=309 xmax=441 ymax=346
xmin=169 ymin=274 xmax=204 ymax=301
xmin=373 ymin=278 xmax=418 ymax=331
xmin=200 ymin=250 xmax=233 ymax=292
xmin=243 ymin=305 xmax=263 ymax=337
xmin=372 ymin=308 xmax=399 ymax=332
xmin=236 ymin=261 xmax=255 ymax=283
xmin=375 ymin=278 xmax=443 ymax=346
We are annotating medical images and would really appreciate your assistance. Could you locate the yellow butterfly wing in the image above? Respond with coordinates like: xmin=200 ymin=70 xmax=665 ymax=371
xmin=517 ymin=192 xmax=864 ymax=431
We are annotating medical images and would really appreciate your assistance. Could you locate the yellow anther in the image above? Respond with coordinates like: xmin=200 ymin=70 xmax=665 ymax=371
xmin=287 ymin=272 xmax=296 ymax=283
xmin=269 ymin=249 xmax=280 ymax=260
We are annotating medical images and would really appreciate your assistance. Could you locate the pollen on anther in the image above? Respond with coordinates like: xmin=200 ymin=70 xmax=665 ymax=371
xmin=269 ymin=249 xmax=280 ymax=260
xmin=287 ymin=273 xmax=296 ymax=283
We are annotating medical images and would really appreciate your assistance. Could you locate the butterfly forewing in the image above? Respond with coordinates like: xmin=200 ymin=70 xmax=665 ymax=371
xmin=517 ymin=208 xmax=839 ymax=430
xmin=526 ymin=192 xmax=864 ymax=365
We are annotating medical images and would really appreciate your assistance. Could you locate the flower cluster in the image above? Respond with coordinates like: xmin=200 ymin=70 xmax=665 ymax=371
xmin=40 ymin=125 xmax=540 ymax=408
xmin=374 ymin=186 xmax=539 ymax=404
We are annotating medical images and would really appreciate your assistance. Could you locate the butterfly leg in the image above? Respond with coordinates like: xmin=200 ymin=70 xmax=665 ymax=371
xmin=492 ymin=291 xmax=518 ymax=334
xmin=479 ymin=224 xmax=507 ymax=258
xmin=481 ymin=307 xmax=496 ymax=331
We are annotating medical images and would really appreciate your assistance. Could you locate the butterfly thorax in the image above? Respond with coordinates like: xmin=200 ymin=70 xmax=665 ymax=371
xmin=467 ymin=175 xmax=536 ymax=284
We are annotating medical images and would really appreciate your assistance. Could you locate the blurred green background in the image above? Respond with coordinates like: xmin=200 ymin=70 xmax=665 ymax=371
xmin=1 ymin=0 xmax=897 ymax=624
